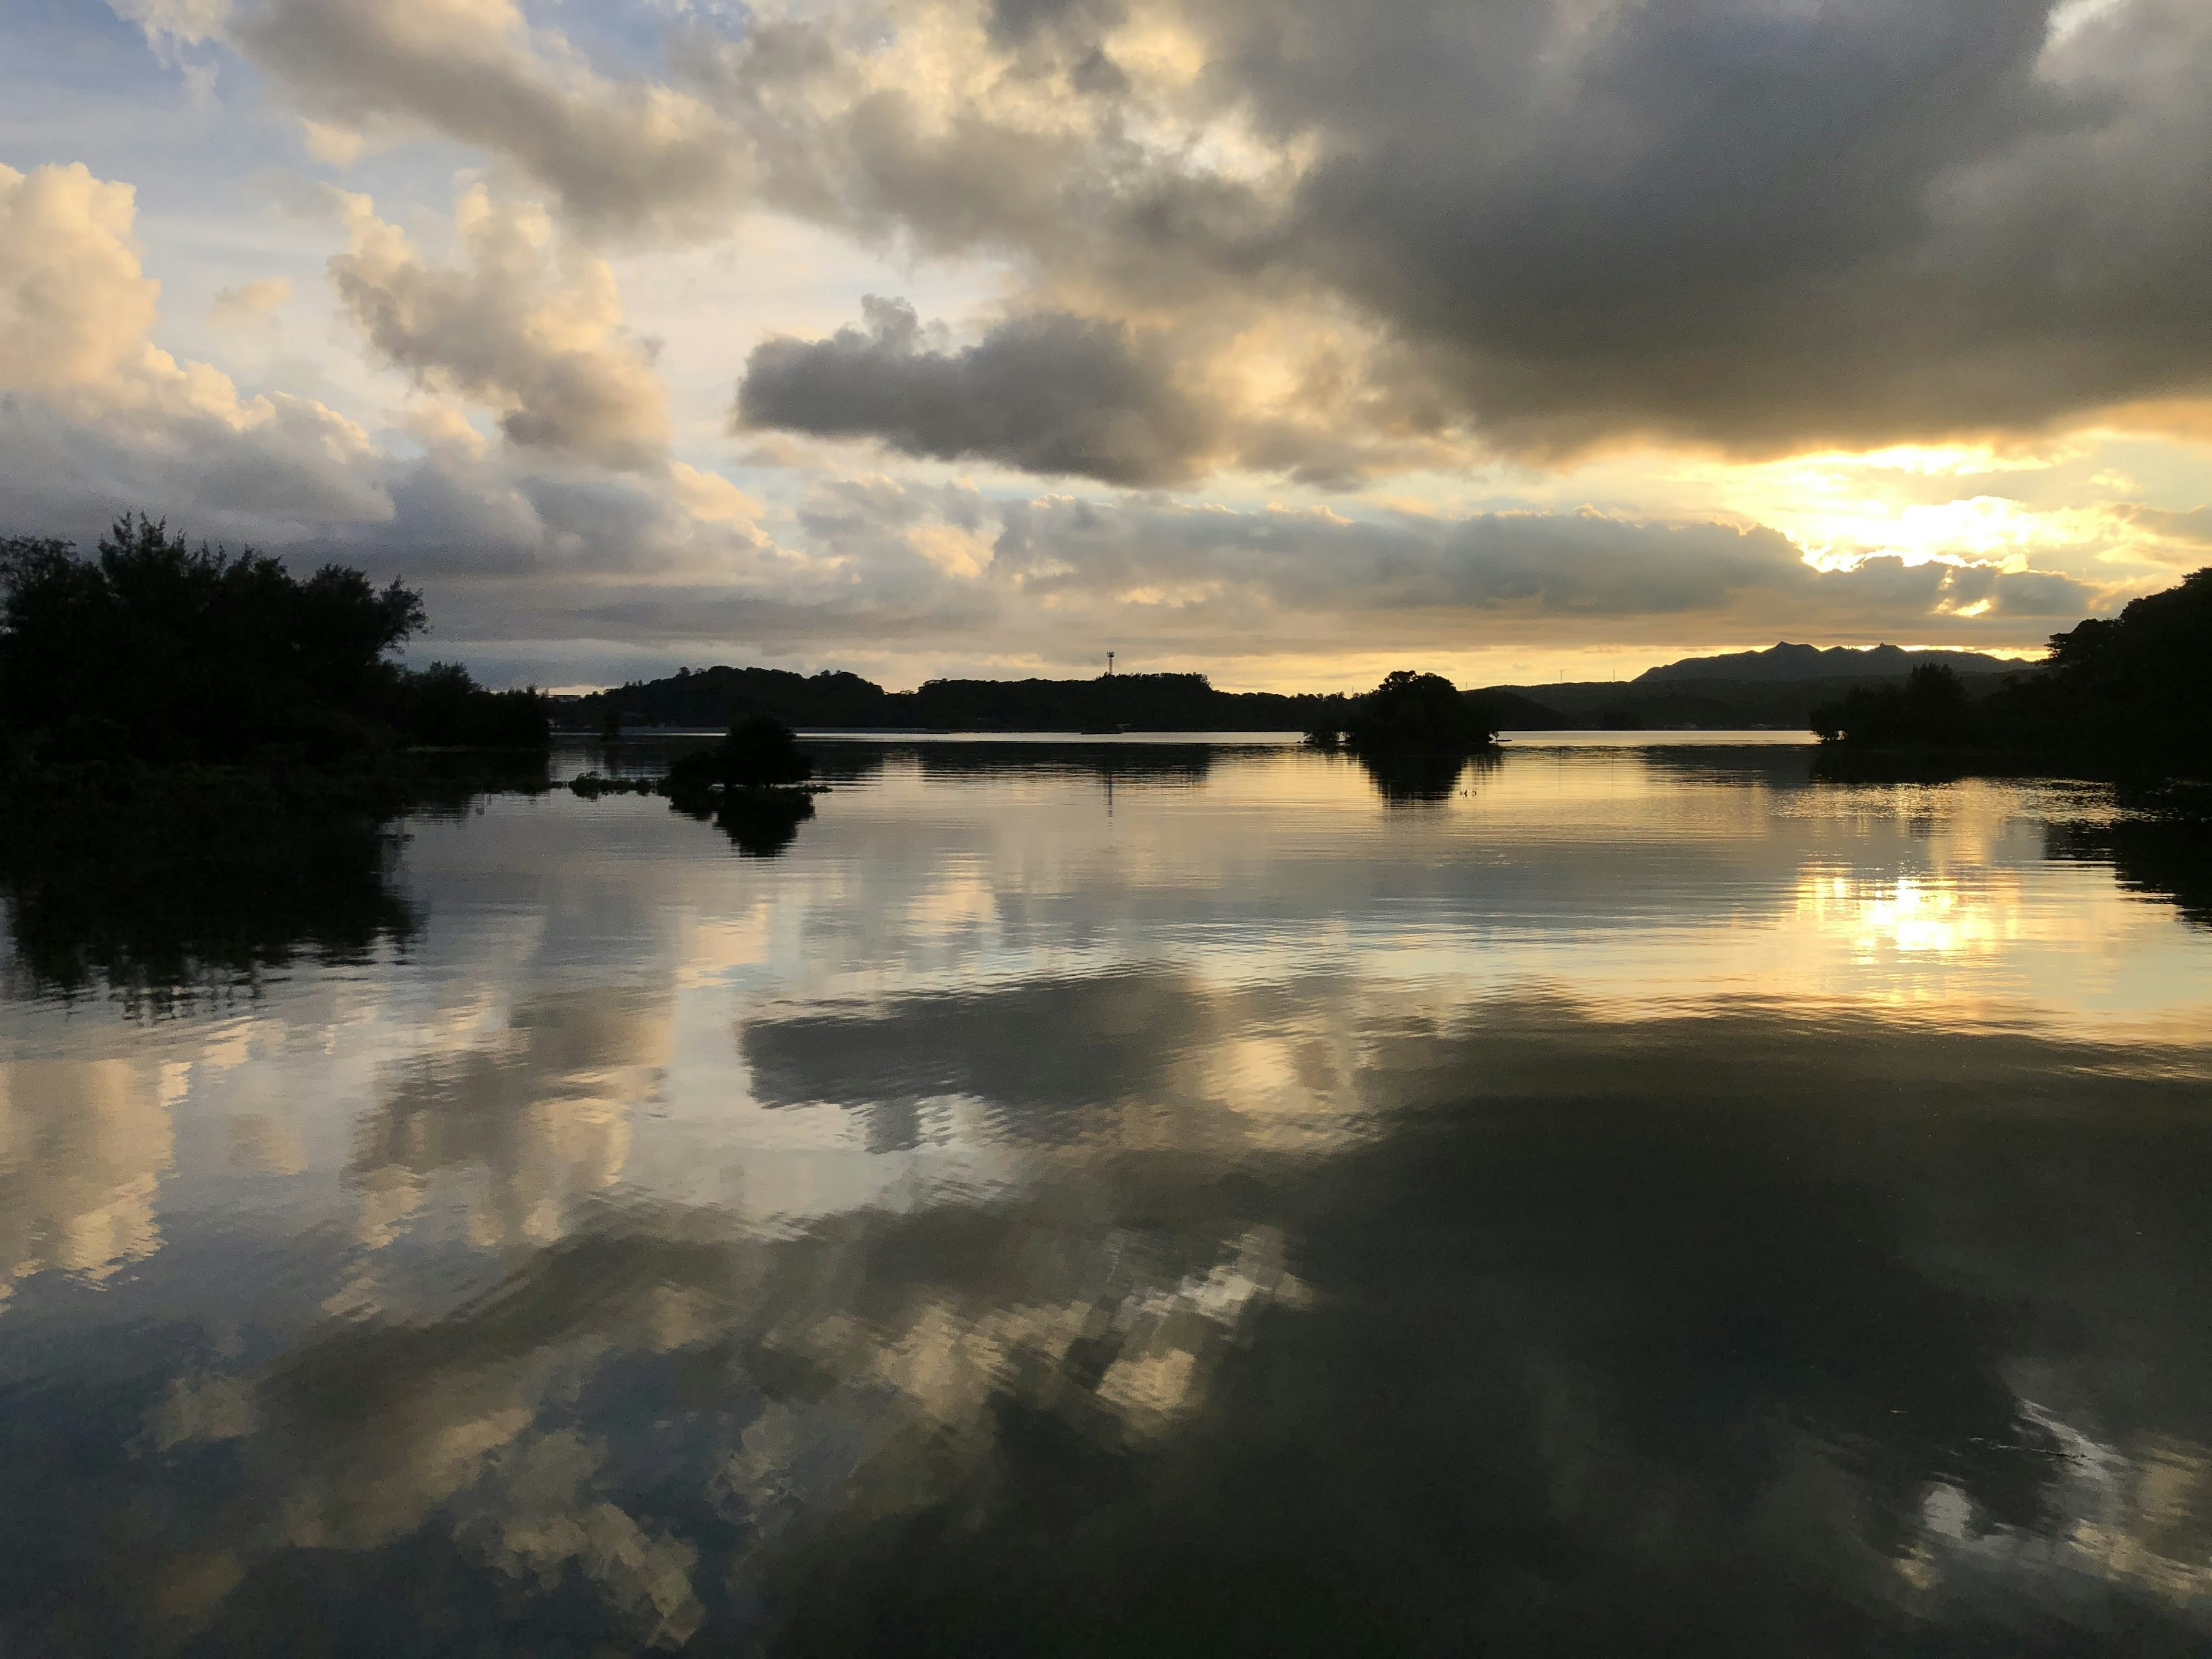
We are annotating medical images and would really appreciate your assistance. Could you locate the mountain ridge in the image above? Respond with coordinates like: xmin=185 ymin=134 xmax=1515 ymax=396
xmin=1636 ymin=642 xmax=2027 ymax=684
xmin=555 ymin=643 xmax=2043 ymax=735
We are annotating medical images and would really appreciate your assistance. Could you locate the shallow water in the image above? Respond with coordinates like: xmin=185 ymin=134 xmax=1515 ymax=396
xmin=2 ymin=738 xmax=2210 ymax=1654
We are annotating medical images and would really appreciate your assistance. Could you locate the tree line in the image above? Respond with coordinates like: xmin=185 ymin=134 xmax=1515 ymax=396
xmin=0 ymin=513 xmax=547 ymax=773
xmin=1813 ymin=566 xmax=2212 ymax=777
xmin=573 ymin=664 xmax=1344 ymax=734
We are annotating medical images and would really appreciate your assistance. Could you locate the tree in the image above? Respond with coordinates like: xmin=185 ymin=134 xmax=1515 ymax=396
xmin=0 ymin=511 xmax=541 ymax=766
xmin=1343 ymin=670 xmax=1497 ymax=754
xmin=665 ymin=716 xmax=815 ymax=806
xmin=1811 ymin=664 xmax=1970 ymax=747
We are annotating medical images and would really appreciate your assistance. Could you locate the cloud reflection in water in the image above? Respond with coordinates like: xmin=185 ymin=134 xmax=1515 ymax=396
xmin=0 ymin=741 xmax=2208 ymax=1652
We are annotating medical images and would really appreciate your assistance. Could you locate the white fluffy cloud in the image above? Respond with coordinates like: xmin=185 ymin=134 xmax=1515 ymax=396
xmin=329 ymin=186 xmax=672 ymax=470
xmin=0 ymin=162 xmax=162 ymax=400
xmin=0 ymin=161 xmax=390 ymax=535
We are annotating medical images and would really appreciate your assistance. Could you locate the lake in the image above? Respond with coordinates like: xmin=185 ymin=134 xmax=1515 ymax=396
xmin=2 ymin=734 xmax=2209 ymax=1654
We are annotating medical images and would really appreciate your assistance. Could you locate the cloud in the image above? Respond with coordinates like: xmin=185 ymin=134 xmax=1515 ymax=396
xmin=125 ymin=0 xmax=2212 ymax=477
xmin=0 ymin=161 xmax=391 ymax=536
xmin=1219 ymin=0 xmax=2212 ymax=455
xmin=206 ymin=275 xmax=291 ymax=328
xmin=736 ymin=297 xmax=1219 ymax=486
xmin=0 ymin=157 xmax=2135 ymax=689
xmin=986 ymin=493 xmax=2103 ymax=629
xmin=0 ymin=165 xmax=768 ymax=642
xmin=229 ymin=0 xmax=752 ymax=235
xmin=109 ymin=0 xmax=227 ymax=50
xmin=0 ymin=162 xmax=161 ymax=399
xmin=831 ymin=0 xmax=2212 ymax=462
xmin=329 ymin=185 xmax=671 ymax=469
xmin=2109 ymin=502 xmax=2212 ymax=563
xmin=350 ymin=479 xmax=2107 ymax=685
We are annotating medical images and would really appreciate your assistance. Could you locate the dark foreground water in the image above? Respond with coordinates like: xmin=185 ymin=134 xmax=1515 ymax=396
xmin=3 ymin=736 xmax=2210 ymax=1655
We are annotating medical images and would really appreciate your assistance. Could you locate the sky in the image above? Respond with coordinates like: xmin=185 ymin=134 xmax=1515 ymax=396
xmin=1 ymin=0 xmax=2209 ymax=692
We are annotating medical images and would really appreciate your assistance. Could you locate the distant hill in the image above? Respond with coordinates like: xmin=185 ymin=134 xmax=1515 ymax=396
xmin=557 ymin=665 xmax=1338 ymax=733
xmin=1813 ymin=565 xmax=2212 ymax=775
xmin=1637 ymin=642 xmax=2024 ymax=684
xmin=1466 ymin=689 xmax=1574 ymax=731
xmin=1464 ymin=641 xmax=2041 ymax=732
xmin=554 ymin=641 xmax=2046 ymax=740
xmin=1478 ymin=672 xmax=2033 ymax=733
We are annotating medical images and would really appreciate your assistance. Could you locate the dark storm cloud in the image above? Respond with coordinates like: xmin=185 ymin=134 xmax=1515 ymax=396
xmin=1225 ymin=0 xmax=2212 ymax=452
xmin=735 ymin=297 xmax=1218 ymax=486
xmin=727 ymin=0 xmax=2212 ymax=471
xmin=190 ymin=0 xmax=2212 ymax=473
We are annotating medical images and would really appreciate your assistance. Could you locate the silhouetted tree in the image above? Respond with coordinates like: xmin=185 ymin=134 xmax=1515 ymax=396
xmin=1813 ymin=567 xmax=2212 ymax=775
xmin=1811 ymin=664 xmax=1971 ymax=748
xmin=665 ymin=716 xmax=815 ymax=810
xmin=716 ymin=790 xmax=816 ymax=857
xmin=0 ymin=512 xmax=546 ymax=767
xmin=390 ymin=661 xmax=551 ymax=748
xmin=661 ymin=718 xmax=820 ymax=855
xmin=1343 ymin=671 xmax=1498 ymax=755
xmin=2024 ymin=567 xmax=2212 ymax=769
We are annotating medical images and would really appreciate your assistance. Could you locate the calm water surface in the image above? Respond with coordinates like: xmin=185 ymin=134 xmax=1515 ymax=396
xmin=3 ymin=737 xmax=2210 ymax=1654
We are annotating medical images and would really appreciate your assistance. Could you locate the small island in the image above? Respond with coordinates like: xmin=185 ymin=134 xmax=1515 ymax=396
xmin=1307 ymin=670 xmax=1501 ymax=800
xmin=661 ymin=716 xmax=823 ymax=857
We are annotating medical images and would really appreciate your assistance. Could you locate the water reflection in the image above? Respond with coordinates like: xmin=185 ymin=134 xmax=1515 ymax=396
xmin=902 ymin=741 xmax=1218 ymax=787
xmin=1 ymin=741 xmax=2209 ymax=1653
xmin=558 ymin=737 xmax=1227 ymax=791
xmin=2049 ymin=816 xmax=2212 ymax=931
xmin=676 ymin=790 xmax=818 ymax=859
xmin=0 ymin=1058 xmax=173 ymax=1308
xmin=769 ymin=1000 xmax=2212 ymax=1653
xmin=0 ymin=808 xmax=415 ymax=1008
xmin=1355 ymin=745 xmax=1499 ymax=801
xmin=743 ymin=967 xmax=1357 ymax=1153
xmin=349 ymin=990 xmax=666 ymax=1254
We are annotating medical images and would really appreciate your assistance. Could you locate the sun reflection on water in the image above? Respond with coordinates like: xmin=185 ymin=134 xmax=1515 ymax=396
xmin=1800 ymin=870 xmax=2012 ymax=959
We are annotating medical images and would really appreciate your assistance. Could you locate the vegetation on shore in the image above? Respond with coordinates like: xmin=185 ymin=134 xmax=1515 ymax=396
xmin=1348 ymin=671 xmax=1500 ymax=755
xmin=0 ymin=514 xmax=552 ymax=997
xmin=569 ymin=665 xmax=1347 ymax=735
xmin=1812 ymin=567 xmax=2212 ymax=778
xmin=571 ymin=718 xmax=821 ymax=849
xmin=0 ymin=514 xmax=548 ymax=779
xmin=570 ymin=654 xmax=2047 ymax=739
